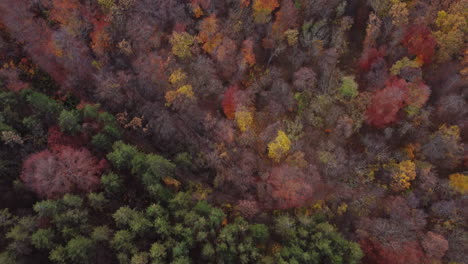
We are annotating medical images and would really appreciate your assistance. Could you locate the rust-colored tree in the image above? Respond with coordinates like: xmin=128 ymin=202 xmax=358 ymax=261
xmin=266 ymin=165 xmax=318 ymax=209
xmin=402 ymin=25 xmax=436 ymax=64
xmin=222 ymin=85 xmax=238 ymax=119
xmin=21 ymin=146 xmax=106 ymax=199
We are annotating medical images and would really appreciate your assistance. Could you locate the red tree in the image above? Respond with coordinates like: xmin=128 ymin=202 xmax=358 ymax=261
xmin=21 ymin=146 xmax=106 ymax=199
xmin=366 ymin=78 xmax=408 ymax=128
xmin=403 ymin=25 xmax=436 ymax=64
xmin=266 ymin=165 xmax=318 ymax=209
xmin=222 ymin=85 xmax=238 ymax=119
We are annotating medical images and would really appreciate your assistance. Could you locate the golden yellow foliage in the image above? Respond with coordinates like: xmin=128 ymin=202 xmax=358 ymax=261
xmin=337 ymin=203 xmax=348 ymax=216
xmin=449 ymin=173 xmax=468 ymax=194
xmin=169 ymin=69 xmax=187 ymax=85
xmin=391 ymin=160 xmax=416 ymax=191
xmin=284 ymin=29 xmax=299 ymax=46
xmin=193 ymin=5 xmax=204 ymax=18
xmin=268 ymin=130 xmax=291 ymax=162
xmin=235 ymin=110 xmax=254 ymax=132
xmin=165 ymin=85 xmax=195 ymax=106
xmin=170 ymin=32 xmax=195 ymax=59
xmin=202 ymin=33 xmax=223 ymax=54
xmin=433 ymin=10 xmax=467 ymax=62
xmin=389 ymin=0 xmax=409 ymax=26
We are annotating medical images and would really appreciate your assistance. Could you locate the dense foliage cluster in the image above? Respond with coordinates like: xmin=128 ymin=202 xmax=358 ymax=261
xmin=0 ymin=0 xmax=466 ymax=263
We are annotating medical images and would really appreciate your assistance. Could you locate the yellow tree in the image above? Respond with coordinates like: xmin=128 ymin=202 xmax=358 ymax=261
xmin=449 ymin=173 xmax=467 ymax=194
xmin=268 ymin=130 xmax=291 ymax=162
xmin=170 ymin=32 xmax=196 ymax=59
xmin=165 ymin=85 xmax=195 ymax=106
xmin=391 ymin=160 xmax=416 ymax=191
xmin=433 ymin=10 xmax=467 ymax=62
xmin=235 ymin=109 xmax=254 ymax=132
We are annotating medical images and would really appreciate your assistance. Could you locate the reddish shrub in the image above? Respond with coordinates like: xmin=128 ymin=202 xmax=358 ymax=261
xmin=222 ymin=85 xmax=238 ymax=119
xmin=403 ymin=25 xmax=436 ymax=64
xmin=21 ymin=146 xmax=106 ymax=199
xmin=366 ymin=78 xmax=408 ymax=128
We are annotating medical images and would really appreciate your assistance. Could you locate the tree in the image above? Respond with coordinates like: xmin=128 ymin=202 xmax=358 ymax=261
xmin=390 ymin=160 xmax=416 ymax=192
xmin=293 ymin=67 xmax=316 ymax=91
xmin=252 ymin=0 xmax=280 ymax=23
xmin=58 ymin=110 xmax=81 ymax=134
xmin=31 ymin=228 xmax=56 ymax=250
xmin=271 ymin=0 xmax=298 ymax=39
xmin=170 ymin=32 xmax=196 ymax=59
xmin=65 ymin=236 xmax=95 ymax=263
xmin=241 ymin=39 xmax=256 ymax=67
xmin=433 ymin=10 xmax=467 ymax=62
xmin=266 ymin=165 xmax=316 ymax=209
xmin=402 ymin=25 xmax=436 ymax=64
xmin=448 ymin=173 xmax=467 ymax=194
xmin=107 ymin=141 xmax=139 ymax=170
xmin=100 ymin=172 xmax=123 ymax=194
xmin=21 ymin=146 xmax=105 ymax=199
xmin=421 ymin=232 xmax=448 ymax=260
xmin=360 ymin=239 xmax=424 ymax=264
xmin=222 ymin=85 xmax=238 ymax=120
xmin=25 ymin=91 xmax=62 ymax=118
xmin=268 ymin=130 xmax=291 ymax=162
xmin=235 ymin=108 xmax=254 ymax=132
xmin=389 ymin=0 xmax=408 ymax=27
xmin=365 ymin=78 xmax=408 ymax=128
xmin=339 ymin=76 xmax=359 ymax=99
xmin=390 ymin=57 xmax=420 ymax=76
xmin=165 ymin=85 xmax=195 ymax=106
xmin=422 ymin=125 xmax=463 ymax=170
xmin=197 ymin=15 xmax=222 ymax=54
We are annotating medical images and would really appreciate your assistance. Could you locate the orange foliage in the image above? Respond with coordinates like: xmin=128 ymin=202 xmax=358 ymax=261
xmin=198 ymin=15 xmax=222 ymax=54
xmin=198 ymin=15 xmax=218 ymax=42
xmin=90 ymin=17 xmax=111 ymax=56
xmin=241 ymin=0 xmax=251 ymax=7
xmin=241 ymin=39 xmax=256 ymax=67
xmin=253 ymin=0 xmax=279 ymax=11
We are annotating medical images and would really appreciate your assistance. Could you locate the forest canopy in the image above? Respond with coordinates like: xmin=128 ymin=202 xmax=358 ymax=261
xmin=0 ymin=0 xmax=466 ymax=263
